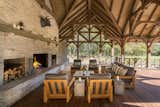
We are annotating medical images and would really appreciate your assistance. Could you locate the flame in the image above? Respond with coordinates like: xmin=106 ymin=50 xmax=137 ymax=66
xmin=33 ymin=57 xmax=41 ymax=69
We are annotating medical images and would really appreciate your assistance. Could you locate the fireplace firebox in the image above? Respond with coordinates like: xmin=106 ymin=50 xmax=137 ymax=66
xmin=33 ymin=54 xmax=48 ymax=68
xmin=3 ymin=58 xmax=26 ymax=83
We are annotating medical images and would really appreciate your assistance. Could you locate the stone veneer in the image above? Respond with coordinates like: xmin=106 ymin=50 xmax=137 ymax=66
xmin=0 ymin=0 xmax=68 ymax=85
xmin=0 ymin=64 xmax=65 ymax=107
xmin=0 ymin=0 xmax=58 ymax=39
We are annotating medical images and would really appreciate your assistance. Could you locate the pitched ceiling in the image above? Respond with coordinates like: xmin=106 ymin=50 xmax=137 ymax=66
xmin=36 ymin=0 xmax=160 ymax=43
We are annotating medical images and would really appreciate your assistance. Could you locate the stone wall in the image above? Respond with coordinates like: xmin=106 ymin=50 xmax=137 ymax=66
xmin=57 ymin=41 xmax=68 ymax=64
xmin=0 ymin=0 xmax=58 ymax=39
xmin=0 ymin=64 xmax=66 ymax=107
xmin=0 ymin=0 xmax=68 ymax=85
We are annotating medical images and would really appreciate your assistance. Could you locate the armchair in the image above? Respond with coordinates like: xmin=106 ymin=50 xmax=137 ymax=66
xmin=87 ymin=74 xmax=113 ymax=103
xmin=71 ymin=59 xmax=81 ymax=75
xmin=88 ymin=59 xmax=99 ymax=73
xmin=43 ymin=73 xmax=75 ymax=103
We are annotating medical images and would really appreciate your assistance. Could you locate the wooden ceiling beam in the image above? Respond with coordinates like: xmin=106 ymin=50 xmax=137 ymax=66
xmin=109 ymin=0 xmax=114 ymax=11
xmin=137 ymin=20 xmax=160 ymax=25
xmin=92 ymin=7 xmax=118 ymax=32
xmin=0 ymin=23 xmax=54 ymax=43
xmin=36 ymin=0 xmax=55 ymax=18
xmin=92 ymin=10 xmax=121 ymax=37
xmin=60 ymin=5 xmax=87 ymax=29
xmin=67 ymin=40 xmax=111 ymax=44
xmin=129 ymin=7 xmax=145 ymax=35
xmin=63 ymin=0 xmax=69 ymax=13
xmin=60 ymin=9 xmax=87 ymax=30
xmin=60 ymin=28 xmax=73 ymax=37
xmin=49 ymin=0 xmax=56 ymax=17
xmin=139 ymin=4 xmax=158 ymax=37
xmin=60 ymin=26 xmax=72 ymax=36
xmin=95 ymin=16 xmax=121 ymax=38
xmin=95 ymin=0 xmax=123 ymax=36
xmin=59 ymin=0 xmax=86 ymax=29
xmin=117 ymin=0 xmax=125 ymax=24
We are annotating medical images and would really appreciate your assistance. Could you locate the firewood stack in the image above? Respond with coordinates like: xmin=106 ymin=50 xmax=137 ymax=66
xmin=3 ymin=65 xmax=25 ymax=82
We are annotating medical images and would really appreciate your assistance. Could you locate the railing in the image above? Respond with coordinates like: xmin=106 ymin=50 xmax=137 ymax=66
xmin=67 ymin=56 xmax=160 ymax=68
xmin=116 ymin=57 xmax=160 ymax=68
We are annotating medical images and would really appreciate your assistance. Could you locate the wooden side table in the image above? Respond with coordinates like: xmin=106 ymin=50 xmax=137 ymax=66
xmin=113 ymin=79 xmax=125 ymax=95
xmin=74 ymin=79 xmax=85 ymax=96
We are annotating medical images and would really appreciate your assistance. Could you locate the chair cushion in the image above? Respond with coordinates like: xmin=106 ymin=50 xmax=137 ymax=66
xmin=45 ymin=73 xmax=70 ymax=94
xmin=116 ymin=67 xmax=128 ymax=76
xmin=45 ymin=73 xmax=69 ymax=81
xmin=89 ymin=74 xmax=111 ymax=79
xmin=92 ymin=81 xmax=109 ymax=94
xmin=74 ymin=59 xmax=81 ymax=67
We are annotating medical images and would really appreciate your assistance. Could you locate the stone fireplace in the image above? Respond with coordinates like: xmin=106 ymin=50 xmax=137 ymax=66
xmin=3 ymin=58 xmax=31 ymax=84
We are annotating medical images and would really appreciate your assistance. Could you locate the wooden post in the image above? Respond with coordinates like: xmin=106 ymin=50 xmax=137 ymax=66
xmin=146 ymin=43 xmax=151 ymax=68
xmin=111 ymin=42 xmax=115 ymax=63
xmin=120 ymin=39 xmax=125 ymax=64
xmin=99 ymin=30 xmax=102 ymax=64
xmin=144 ymin=39 xmax=154 ymax=68
xmin=77 ymin=32 xmax=80 ymax=59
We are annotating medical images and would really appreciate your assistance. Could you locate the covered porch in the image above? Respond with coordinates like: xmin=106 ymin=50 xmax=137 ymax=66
xmin=11 ymin=68 xmax=160 ymax=107
xmin=0 ymin=0 xmax=160 ymax=107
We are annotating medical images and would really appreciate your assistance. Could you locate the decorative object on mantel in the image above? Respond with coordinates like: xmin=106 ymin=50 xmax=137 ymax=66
xmin=13 ymin=21 xmax=24 ymax=30
xmin=40 ymin=16 xmax=51 ymax=27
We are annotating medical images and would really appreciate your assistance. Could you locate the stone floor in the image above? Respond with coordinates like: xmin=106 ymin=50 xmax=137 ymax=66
xmin=11 ymin=68 xmax=160 ymax=107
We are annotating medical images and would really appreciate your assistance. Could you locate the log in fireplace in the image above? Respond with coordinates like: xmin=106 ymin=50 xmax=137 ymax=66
xmin=3 ymin=58 xmax=26 ymax=83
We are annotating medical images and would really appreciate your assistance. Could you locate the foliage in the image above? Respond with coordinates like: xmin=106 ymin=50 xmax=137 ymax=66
xmin=67 ymin=42 xmax=160 ymax=57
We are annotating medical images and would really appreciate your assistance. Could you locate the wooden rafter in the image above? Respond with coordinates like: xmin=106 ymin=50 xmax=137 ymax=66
xmin=117 ymin=0 xmax=125 ymax=24
xmin=96 ymin=0 xmax=123 ymax=36
xmin=122 ymin=0 xmax=136 ymax=34
xmin=109 ymin=0 xmax=114 ymax=11
xmin=92 ymin=7 xmax=121 ymax=36
xmin=139 ymin=4 xmax=158 ymax=37
xmin=129 ymin=5 xmax=145 ymax=35
xmin=59 ymin=0 xmax=86 ymax=29
xmin=63 ymin=0 xmax=69 ymax=13
xmin=36 ymin=0 xmax=55 ymax=18
xmin=92 ymin=12 xmax=121 ymax=37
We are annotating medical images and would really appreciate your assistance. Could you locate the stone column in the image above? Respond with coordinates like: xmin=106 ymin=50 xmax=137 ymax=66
xmin=0 ymin=34 xmax=4 ymax=85
xmin=0 ymin=58 xmax=4 ymax=85
xmin=48 ymin=54 xmax=52 ymax=67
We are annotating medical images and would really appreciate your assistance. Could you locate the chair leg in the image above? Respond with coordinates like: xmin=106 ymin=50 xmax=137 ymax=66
xmin=43 ymin=90 xmax=48 ymax=103
xmin=109 ymin=86 xmax=113 ymax=102
xmin=109 ymin=93 xmax=113 ymax=102
xmin=88 ymin=96 xmax=91 ymax=104
xmin=66 ymin=87 xmax=71 ymax=103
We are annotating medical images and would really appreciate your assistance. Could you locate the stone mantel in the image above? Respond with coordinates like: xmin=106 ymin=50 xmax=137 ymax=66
xmin=0 ymin=64 xmax=65 ymax=107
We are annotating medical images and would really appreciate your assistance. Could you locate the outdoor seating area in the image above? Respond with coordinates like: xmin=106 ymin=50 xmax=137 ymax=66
xmin=0 ymin=0 xmax=160 ymax=107
xmin=42 ymin=60 xmax=136 ymax=104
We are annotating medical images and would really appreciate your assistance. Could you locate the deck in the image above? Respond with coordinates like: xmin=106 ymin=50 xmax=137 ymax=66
xmin=11 ymin=69 xmax=160 ymax=107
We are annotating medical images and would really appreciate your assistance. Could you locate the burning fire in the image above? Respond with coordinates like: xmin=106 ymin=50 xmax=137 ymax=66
xmin=33 ymin=57 xmax=41 ymax=69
